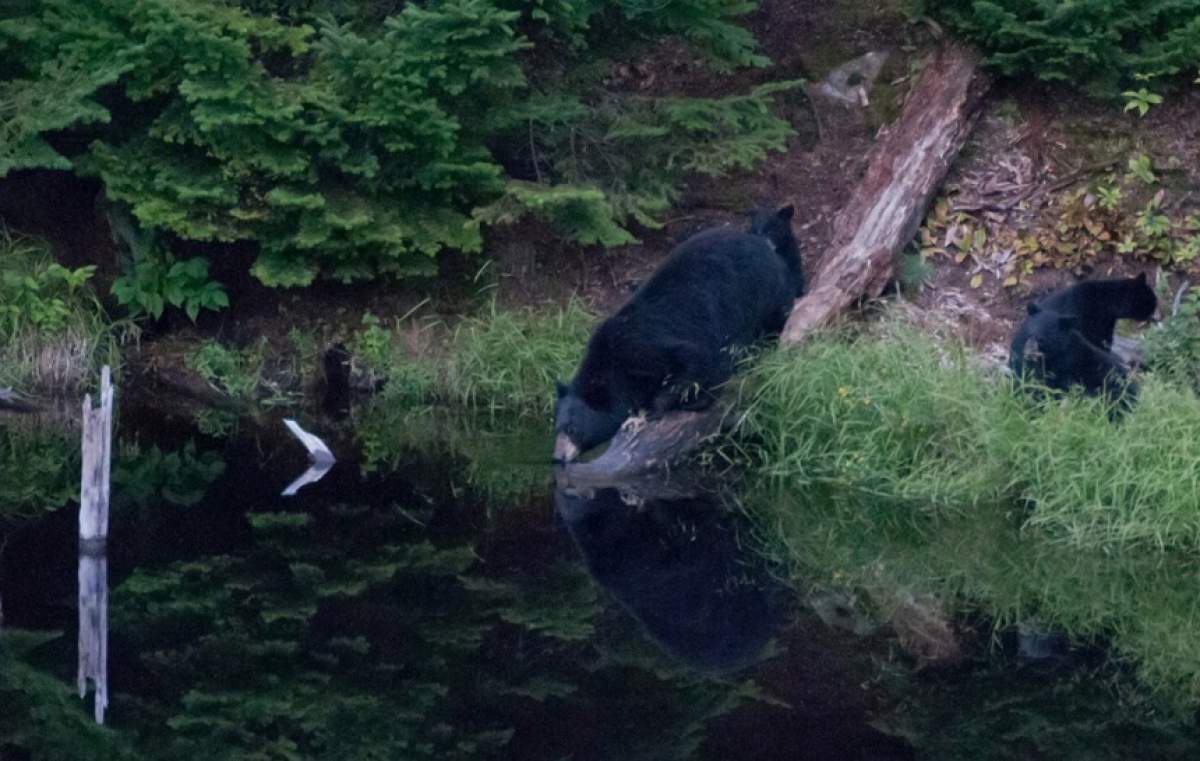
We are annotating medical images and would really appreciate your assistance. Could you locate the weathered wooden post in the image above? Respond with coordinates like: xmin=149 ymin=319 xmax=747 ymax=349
xmin=79 ymin=365 xmax=113 ymax=546
xmin=78 ymin=365 xmax=113 ymax=724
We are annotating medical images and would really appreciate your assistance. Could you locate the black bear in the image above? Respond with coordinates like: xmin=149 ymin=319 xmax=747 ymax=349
xmin=749 ymin=205 xmax=805 ymax=297
xmin=1035 ymin=272 xmax=1157 ymax=349
xmin=1009 ymin=303 xmax=1135 ymax=405
xmin=553 ymin=205 xmax=802 ymax=462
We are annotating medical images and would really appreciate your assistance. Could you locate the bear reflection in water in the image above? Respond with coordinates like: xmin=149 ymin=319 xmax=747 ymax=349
xmin=555 ymin=482 xmax=783 ymax=673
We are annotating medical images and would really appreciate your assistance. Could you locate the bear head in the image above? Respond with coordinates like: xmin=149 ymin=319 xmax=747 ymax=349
xmin=1124 ymin=272 xmax=1158 ymax=322
xmin=1018 ymin=304 xmax=1085 ymax=385
xmin=553 ymin=380 xmax=628 ymax=463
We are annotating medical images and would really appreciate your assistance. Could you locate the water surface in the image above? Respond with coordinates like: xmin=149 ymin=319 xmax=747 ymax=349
xmin=1 ymin=404 xmax=1197 ymax=759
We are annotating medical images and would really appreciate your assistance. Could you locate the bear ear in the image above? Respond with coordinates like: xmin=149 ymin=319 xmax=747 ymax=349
xmin=1026 ymin=303 xmax=1041 ymax=316
xmin=555 ymin=380 xmax=568 ymax=399
xmin=1136 ymin=271 xmax=1148 ymax=284
xmin=777 ymin=205 xmax=795 ymax=222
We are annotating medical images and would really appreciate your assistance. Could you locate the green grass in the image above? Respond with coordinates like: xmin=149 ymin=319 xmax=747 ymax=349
xmin=734 ymin=325 xmax=1200 ymax=551
xmin=732 ymin=323 xmax=1200 ymax=712
xmin=0 ymin=227 xmax=120 ymax=394
xmin=370 ymin=298 xmax=594 ymax=417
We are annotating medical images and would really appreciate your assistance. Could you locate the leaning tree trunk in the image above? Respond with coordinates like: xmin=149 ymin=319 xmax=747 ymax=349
xmin=568 ymin=40 xmax=991 ymax=480
xmin=780 ymin=40 xmax=990 ymax=344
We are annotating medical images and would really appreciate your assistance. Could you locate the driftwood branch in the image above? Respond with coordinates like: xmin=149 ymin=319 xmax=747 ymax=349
xmin=781 ymin=41 xmax=990 ymax=344
xmin=564 ymin=41 xmax=990 ymax=480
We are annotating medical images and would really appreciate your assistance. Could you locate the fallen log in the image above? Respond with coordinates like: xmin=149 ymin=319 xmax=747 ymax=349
xmin=781 ymin=41 xmax=990 ymax=344
xmin=565 ymin=40 xmax=991 ymax=482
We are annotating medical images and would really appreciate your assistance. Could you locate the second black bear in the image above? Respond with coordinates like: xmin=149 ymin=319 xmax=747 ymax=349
xmin=1035 ymin=272 xmax=1157 ymax=349
xmin=1009 ymin=303 xmax=1135 ymax=404
xmin=553 ymin=205 xmax=802 ymax=462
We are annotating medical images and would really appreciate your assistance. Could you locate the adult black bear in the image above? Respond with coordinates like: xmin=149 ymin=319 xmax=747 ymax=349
xmin=553 ymin=206 xmax=802 ymax=462
xmin=1009 ymin=303 xmax=1135 ymax=404
xmin=1035 ymin=273 xmax=1157 ymax=349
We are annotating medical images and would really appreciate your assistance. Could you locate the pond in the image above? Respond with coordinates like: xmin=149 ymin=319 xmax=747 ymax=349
xmin=2 ymin=401 xmax=1199 ymax=760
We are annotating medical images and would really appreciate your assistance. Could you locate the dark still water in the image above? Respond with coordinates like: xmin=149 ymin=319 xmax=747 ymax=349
xmin=2 ymin=405 xmax=1198 ymax=760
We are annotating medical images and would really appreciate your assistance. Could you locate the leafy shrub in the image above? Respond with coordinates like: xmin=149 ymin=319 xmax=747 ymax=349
xmin=0 ymin=0 xmax=792 ymax=289
xmin=110 ymin=246 xmax=228 ymax=322
xmin=921 ymin=0 xmax=1200 ymax=98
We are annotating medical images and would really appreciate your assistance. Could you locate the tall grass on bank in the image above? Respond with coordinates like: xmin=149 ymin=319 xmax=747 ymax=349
xmin=735 ymin=326 xmax=1200 ymax=551
xmin=374 ymin=299 xmax=594 ymax=417
xmin=734 ymin=325 xmax=1200 ymax=710
xmin=0 ymin=227 xmax=119 ymax=394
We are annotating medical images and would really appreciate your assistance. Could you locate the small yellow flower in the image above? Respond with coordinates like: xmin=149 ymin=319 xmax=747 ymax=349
xmin=862 ymin=398 xmax=872 ymax=406
xmin=837 ymin=386 xmax=850 ymax=398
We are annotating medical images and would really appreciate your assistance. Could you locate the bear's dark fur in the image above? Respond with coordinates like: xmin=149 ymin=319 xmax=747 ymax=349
xmin=1009 ymin=303 xmax=1135 ymax=405
xmin=554 ymin=485 xmax=781 ymax=672
xmin=554 ymin=205 xmax=802 ymax=461
xmin=749 ymin=205 xmax=805 ymax=297
xmin=1035 ymin=273 xmax=1157 ymax=349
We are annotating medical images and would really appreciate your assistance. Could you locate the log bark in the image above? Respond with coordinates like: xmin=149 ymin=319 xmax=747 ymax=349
xmin=563 ymin=41 xmax=990 ymax=481
xmin=561 ymin=408 xmax=729 ymax=486
xmin=780 ymin=41 xmax=990 ymax=344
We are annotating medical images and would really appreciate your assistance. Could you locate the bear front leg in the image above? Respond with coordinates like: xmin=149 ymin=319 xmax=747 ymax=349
xmin=648 ymin=341 xmax=726 ymax=415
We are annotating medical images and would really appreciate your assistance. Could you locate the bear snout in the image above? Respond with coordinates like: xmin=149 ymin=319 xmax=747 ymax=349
xmin=554 ymin=433 xmax=580 ymax=464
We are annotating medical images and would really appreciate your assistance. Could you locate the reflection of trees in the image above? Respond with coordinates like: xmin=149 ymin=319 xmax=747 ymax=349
xmin=41 ymin=488 xmax=763 ymax=760
xmin=3 ymin=417 xmax=777 ymax=760
xmin=0 ymin=422 xmax=79 ymax=523
xmin=0 ymin=428 xmax=225 ymax=526
xmin=0 ymin=630 xmax=136 ymax=761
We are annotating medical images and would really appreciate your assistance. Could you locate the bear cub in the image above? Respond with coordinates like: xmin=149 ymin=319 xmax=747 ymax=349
xmin=554 ymin=205 xmax=803 ymax=462
xmin=1009 ymin=303 xmax=1135 ymax=404
xmin=1009 ymin=273 xmax=1156 ymax=408
xmin=1034 ymin=272 xmax=1157 ymax=349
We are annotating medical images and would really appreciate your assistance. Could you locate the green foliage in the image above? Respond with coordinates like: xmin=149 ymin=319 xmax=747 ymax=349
xmin=1122 ymin=86 xmax=1163 ymax=117
xmin=896 ymin=251 xmax=935 ymax=295
xmin=488 ymin=82 xmax=802 ymax=238
xmin=110 ymin=245 xmax=228 ymax=322
xmin=346 ymin=313 xmax=397 ymax=388
xmin=0 ymin=226 xmax=116 ymax=392
xmin=2 ymin=0 xmax=788 ymax=288
xmin=1142 ymin=286 xmax=1200 ymax=393
xmin=922 ymin=0 xmax=1200 ymax=98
